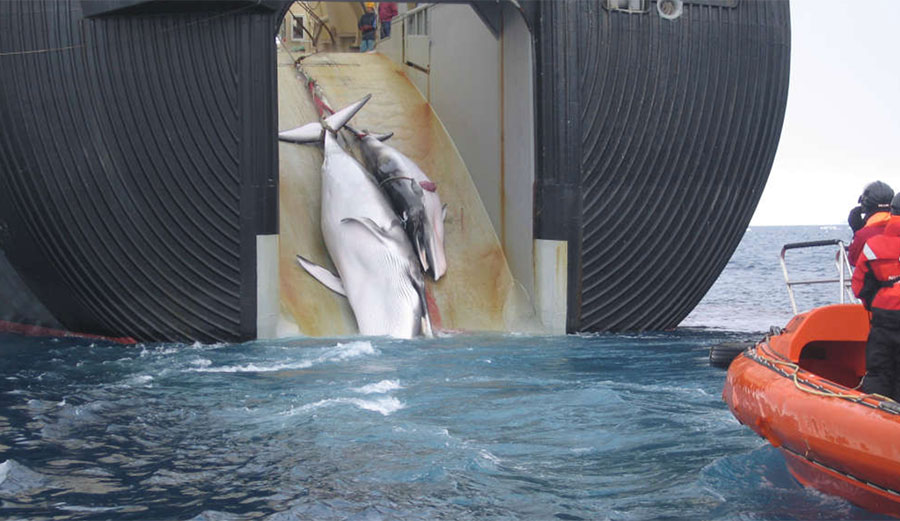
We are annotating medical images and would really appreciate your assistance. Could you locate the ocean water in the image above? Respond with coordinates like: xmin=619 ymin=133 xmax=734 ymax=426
xmin=0 ymin=226 xmax=890 ymax=521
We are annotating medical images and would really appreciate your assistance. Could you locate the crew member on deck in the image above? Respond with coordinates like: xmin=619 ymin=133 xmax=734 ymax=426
xmin=848 ymin=181 xmax=893 ymax=266
xmin=359 ymin=3 xmax=377 ymax=53
xmin=852 ymin=192 xmax=900 ymax=400
xmin=379 ymin=2 xmax=398 ymax=39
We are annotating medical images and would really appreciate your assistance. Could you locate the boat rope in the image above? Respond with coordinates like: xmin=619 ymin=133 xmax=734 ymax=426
xmin=779 ymin=445 xmax=900 ymax=499
xmin=291 ymin=62 xmax=372 ymax=142
xmin=750 ymin=341 xmax=900 ymax=413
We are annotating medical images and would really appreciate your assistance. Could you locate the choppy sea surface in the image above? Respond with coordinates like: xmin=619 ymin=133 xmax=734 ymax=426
xmin=1 ymin=226 xmax=889 ymax=520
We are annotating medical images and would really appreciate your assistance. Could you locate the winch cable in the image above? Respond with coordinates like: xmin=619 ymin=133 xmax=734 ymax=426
xmin=291 ymin=61 xmax=371 ymax=141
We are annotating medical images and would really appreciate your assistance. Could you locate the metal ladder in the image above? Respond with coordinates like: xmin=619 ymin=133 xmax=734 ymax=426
xmin=780 ymin=239 xmax=858 ymax=315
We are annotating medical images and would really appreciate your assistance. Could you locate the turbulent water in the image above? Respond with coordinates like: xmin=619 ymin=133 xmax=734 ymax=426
xmin=0 ymin=226 xmax=890 ymax=520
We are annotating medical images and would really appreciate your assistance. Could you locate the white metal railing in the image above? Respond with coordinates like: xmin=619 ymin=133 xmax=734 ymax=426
xmin=401 ymin=3 xmax=432 ymax=37
xmin=395 ymin=3 xmax=432 ymax=24
xmin=780 ymin=239 xmax=858 ymax=315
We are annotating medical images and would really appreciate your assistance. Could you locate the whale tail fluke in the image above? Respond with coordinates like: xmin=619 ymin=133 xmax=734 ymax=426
xmin=324 ymin=94 xmax=371 ymax=133
xmin=279 ymin=94 xmax=372 ymax=144
xmin=364 ymin=130 xmax=394 ymax=142
xmin=279 ymin=122 xmax=326 ymax=144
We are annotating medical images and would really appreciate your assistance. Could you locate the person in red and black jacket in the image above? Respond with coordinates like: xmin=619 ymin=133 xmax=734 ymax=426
xmin=378 ymin=2 xmax=398 ymax=39
xmin=852 ymin=192 xmax=900 ymax=400
xmin=848 ymin=181 xmax=893 ymax=266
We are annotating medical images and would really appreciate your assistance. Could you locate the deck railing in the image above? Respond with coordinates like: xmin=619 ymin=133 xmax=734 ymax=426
xmin=780 ymin=239 xmax=857 ymax=315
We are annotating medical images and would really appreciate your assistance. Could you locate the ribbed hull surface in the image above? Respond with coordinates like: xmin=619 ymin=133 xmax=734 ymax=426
xmin=532 ymin=0 xmax=790 ymax=331
xmin=0 ymin=1 xmax=286 ymax=342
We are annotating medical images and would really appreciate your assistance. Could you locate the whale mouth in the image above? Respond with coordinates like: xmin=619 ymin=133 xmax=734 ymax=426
xmin=424 ymin=227 xmax=446 ymax=281
xmin=410 ymin=216 xmax=446 ymax=282
xmin=408 ymin=217 xmax=430 ymax=273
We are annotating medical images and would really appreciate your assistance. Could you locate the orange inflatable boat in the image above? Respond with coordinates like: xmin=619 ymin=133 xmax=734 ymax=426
xmin=723 ymin=303 xmax=900 ymax=517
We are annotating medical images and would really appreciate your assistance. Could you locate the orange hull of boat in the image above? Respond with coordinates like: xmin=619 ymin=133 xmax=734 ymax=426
xmin=723 ymin=304 xmax=900 ymax=517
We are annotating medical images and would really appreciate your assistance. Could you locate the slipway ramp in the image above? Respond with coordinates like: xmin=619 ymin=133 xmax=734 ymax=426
xmin=277 ymin=49 xmax=533 ymax=336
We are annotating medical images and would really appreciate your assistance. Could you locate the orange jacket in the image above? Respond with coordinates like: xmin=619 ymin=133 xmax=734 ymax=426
xmin=852 ymin=215 xmax=900 ymax=320
xmin=848 ymin=212 xmax=891 ymax=266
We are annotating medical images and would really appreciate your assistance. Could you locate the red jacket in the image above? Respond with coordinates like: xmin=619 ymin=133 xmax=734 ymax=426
xmin=852 ymin=215 xmax=900 ymax=319
xmin=378 ymin=2 xmax=398 ymax=22
xmin=848 ymin=212 xmax=891 ymax=266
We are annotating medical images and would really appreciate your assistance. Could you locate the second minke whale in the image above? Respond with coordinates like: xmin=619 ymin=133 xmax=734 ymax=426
xmin=279 ymin=95 xmax=433 ymax=338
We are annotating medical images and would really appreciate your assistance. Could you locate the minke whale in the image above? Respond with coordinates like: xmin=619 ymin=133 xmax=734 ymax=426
xmin=279 ymin=95 xmax=433 ymax=338
xmin=356 ymin=133 xmax=447 ymax=281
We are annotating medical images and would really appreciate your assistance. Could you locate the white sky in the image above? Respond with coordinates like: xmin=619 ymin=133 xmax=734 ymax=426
xmin=749 ymin=0 xmax=900 ymax=226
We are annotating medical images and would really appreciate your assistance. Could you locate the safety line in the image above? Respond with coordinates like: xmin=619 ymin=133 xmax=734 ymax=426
xmin=780 ymin=445 xmax=900 ymax=499
xmin=745 ymin=346 xmax=900 ymax=414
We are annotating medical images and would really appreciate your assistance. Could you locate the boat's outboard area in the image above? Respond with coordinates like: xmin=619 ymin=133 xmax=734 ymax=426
xmin=724 ymin=303 xmax=900 ymax=517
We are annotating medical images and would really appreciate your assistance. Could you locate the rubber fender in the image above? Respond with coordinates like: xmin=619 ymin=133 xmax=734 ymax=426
xmin=709 ymin=341 xmax=753 ymax=369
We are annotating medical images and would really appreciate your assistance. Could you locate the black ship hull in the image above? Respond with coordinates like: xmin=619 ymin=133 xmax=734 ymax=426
xmin=0 ymin=0 xmax=789 ymax=341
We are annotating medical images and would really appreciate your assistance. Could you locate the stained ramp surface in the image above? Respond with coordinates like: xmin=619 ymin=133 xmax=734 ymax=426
xmin=278 ymin=50 xmax=533 ymax=336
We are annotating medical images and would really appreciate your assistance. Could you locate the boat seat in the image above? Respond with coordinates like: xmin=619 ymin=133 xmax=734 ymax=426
xmin=777 ymin=304 xmax=870 ymax=388
xmin=799 ymin=340 xmax=867 ymax=389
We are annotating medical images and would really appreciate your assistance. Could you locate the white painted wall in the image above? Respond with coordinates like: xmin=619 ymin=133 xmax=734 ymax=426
xmin=429 ymin=4 xmax=502 ymax=237
xmin=384 ymin=3 xmax=537 ymax=310
xmin=501 ymin=6 xmax=535 ymax=302
xmin=378 ymin=19 xmax=403 ymax=63
xmin=257 ymin=234 xmax=279 ymax=339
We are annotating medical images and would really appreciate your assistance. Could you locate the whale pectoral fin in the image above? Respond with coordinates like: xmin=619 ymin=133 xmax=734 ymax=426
xmin=340 ymin=217 xmax=403 ymax=247
xmin=279 ymin=122 xmax=325 ymax=144
xmin=361 ymin=129 xmax=394 ymax=142
xmin=296 ymin=255 xmax=346 ymax=296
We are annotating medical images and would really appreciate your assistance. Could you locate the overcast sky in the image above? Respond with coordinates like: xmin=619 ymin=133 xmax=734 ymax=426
xmin=749 ymin=0 xmax=900 ymax=226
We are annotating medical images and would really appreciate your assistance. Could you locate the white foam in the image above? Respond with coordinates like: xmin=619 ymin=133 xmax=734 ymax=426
xmin=350 ymin=396 xmax=404 ymax=415
xmin=326 ymin=341 xmax=377 ymax=360
xmin=352 ymin=380 xmax=402 ymax=394
xmin=193 ymin=361 xmax=316 ymax=373
xmin=125 ymin=375 xmax=153 ymax=386
xmin=191 ymin=341 xmax=377 ymax=373
xmin=59 ymin=505 xmax=120 ymax=513
xmin=478 ymin=449 xmax=501 ymax=465
xmin=287 ymin=395 xmax=404 ymax=416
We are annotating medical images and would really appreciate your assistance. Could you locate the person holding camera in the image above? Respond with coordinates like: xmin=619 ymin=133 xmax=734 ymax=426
xmin=848 ymin=181 xmax=894 ymax=266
